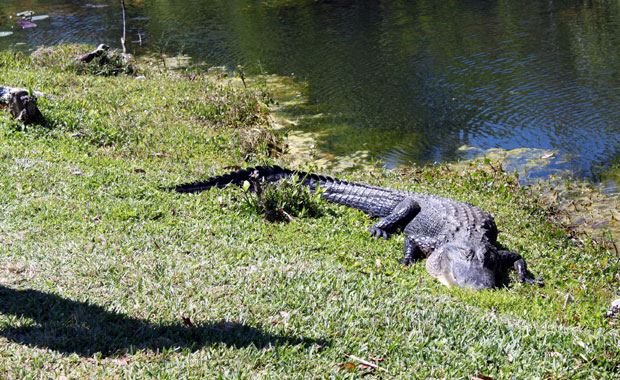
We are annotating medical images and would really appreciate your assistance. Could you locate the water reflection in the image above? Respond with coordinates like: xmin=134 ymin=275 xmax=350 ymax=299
xmin=1 ymin=0 xmax=620 ymax=179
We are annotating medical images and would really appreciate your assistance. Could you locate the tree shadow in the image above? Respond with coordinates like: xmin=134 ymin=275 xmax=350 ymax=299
xmin=0 ymin=285 xmax=327 ymax=357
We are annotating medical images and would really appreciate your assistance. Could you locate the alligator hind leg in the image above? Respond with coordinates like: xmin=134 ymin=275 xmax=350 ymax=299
xmin=498 ymin=250 xmax=544 ymax=286
xmin=369 ymin=197 xmax=420 ymax=240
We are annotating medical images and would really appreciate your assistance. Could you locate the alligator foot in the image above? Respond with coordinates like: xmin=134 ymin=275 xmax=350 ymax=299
xmin=399 ymin=235 xmax=424 ymax=266
xmin=369 ymin=197 xmax=420 ymax=240
xmin=523 ymin=276 xmax=544 ymax=286
xmin=369 ymin=226 xmax=390 ymax=240
xmin=399 ymin=256 xmax=416 ymax=266
xmin=515 ymin=258 xmax=544 ymax=287
xmin=498 ymin=250 xmax=544 ymax=287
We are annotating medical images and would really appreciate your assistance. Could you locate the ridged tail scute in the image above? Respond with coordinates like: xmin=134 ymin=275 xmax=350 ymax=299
xmin=168 ymin=165 xmax=307 ymax=193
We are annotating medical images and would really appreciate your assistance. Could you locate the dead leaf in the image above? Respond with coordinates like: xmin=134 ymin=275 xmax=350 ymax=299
xmin=507 ymin=353 xmax=514 ymax=363
xmin=375 ymin=258 xmax=382 ymax=268
xmin=133 ymin=168 xmax=146 ymax=174
xmin=547 ymin=351 xmax=563 ymax=357
xmin=71 ymin=170 xmax=84 ymax=176
xmin=57 ymin=376 xmax=70 ymax=380
xmin=471 ymin=375 xmax=496 ymax=380
xmin=341 ymin=362 xmax=356 ymax=370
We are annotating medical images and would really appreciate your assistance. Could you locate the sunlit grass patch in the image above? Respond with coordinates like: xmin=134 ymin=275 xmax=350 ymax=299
xmin=0 ymin=45 xmax=618 ymax=379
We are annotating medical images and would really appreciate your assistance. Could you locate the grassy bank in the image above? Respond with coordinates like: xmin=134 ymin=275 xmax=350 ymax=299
xmin=0 ymin=45 xmax=619 ymax=379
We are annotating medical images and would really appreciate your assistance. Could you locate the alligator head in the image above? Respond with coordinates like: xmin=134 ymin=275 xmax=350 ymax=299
xmin=426 ymin=240 xmax=500 ymax=290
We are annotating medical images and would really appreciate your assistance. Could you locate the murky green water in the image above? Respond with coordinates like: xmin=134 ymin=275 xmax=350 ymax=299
xmin=2 ymin=0 xmax=620 ymax=182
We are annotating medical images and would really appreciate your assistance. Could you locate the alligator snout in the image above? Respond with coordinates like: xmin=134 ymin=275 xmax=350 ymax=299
xmin=451 ymin=261 xmax=497 ymax=290
xmin=427 ymin=241 xmax=500 ymax=290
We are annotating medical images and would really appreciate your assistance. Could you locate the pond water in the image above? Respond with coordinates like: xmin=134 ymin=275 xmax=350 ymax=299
xmin=2 ymin=0 xmax=620 ymax=182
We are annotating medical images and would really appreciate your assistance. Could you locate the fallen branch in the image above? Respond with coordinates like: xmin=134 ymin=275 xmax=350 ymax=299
xmin=343 ymin=353 xmax=388 ymax=372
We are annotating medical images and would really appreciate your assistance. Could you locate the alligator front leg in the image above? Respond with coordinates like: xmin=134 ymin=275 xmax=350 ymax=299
xmin=498 ymin=250 xmax=544 ymax=286
xmin=400 ymin=235 xmax=436 ymax=265
xmin=400 ymin=235 xmax=420 ymax=265
xmin=369 ymin=197 xmax=420 ymax=239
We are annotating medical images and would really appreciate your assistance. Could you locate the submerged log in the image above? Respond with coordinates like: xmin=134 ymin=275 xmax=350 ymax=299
xmin=0 ymin=86 xmax=43 ymax=124
xmin=76 ymin=44 xmax=110 ymax=63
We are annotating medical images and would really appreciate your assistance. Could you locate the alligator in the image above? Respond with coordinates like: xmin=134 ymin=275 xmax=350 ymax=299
xmin=169 ymin=165 xmax=543 ymax=290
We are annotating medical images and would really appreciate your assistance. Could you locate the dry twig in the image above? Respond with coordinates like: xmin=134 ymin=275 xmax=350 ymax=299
xmin=343 ymin=353 xmax=388 ymax=372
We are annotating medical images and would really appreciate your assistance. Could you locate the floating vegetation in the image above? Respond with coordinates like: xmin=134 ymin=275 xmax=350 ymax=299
xmin=457 ymin=146 xmax=620 ymax=244
xmin=533 ymin=176 xmax=620 ymax=245
xmin=14 ymin=9 xmax=49 ymax=29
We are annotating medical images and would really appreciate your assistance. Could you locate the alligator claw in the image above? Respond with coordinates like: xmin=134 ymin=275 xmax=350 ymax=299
xmin=518 ymin=270 xmax=544 ymax=287
xmin=399 ymin=256 xmax=415 ymax=266
xmin=524 ymin=276 xmax=544 ymax=287
xmin=369 ymin=227 xmax=390 ymax=240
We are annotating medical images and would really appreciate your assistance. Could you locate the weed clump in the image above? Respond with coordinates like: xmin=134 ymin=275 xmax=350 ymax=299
xmin=31 ymin=44 xmax=134 ymax=76
xmin=78 ymin=51 xmax=134 ymax=76
xmin=238 ymin=174 xmax=327 ymax=222
xmin=189 ymin=82 xmax=284 ymax=159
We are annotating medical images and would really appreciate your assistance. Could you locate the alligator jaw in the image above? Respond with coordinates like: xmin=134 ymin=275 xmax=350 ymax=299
xmin=436 ymin=273 xmax=454 ymax=288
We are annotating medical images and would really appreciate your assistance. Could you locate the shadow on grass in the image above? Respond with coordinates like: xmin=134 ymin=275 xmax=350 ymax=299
xmin=0 ymin=285 xmax=327 ymax=357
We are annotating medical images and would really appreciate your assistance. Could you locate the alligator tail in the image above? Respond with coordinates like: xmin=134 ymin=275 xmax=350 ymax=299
xmin=167 ymin=165 xmax=404 ymax=218
xmin=167 ymin=165 xmax=303 ymax=193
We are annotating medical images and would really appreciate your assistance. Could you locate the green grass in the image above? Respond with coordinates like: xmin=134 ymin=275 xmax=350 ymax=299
xmin=0 ymin=45 xmax=618 ymax=379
